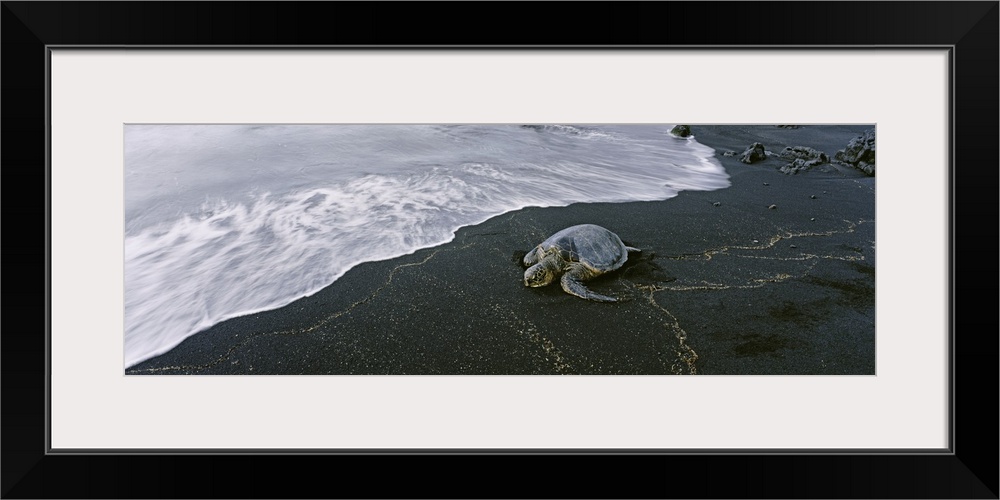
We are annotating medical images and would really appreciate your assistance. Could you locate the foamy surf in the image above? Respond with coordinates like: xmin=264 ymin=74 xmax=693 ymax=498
xmin=124 ymin=124 xmax=729 ymax=368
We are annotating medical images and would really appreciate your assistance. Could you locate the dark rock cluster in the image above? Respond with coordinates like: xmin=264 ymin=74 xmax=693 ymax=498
xmin=739 ymin=143 xmax=767 ymax=164
xmin=834 ymin=129 xmax=876 ymax=176
xmin=777 ymin=146 xmax=829 ymax=175
xmin=670 ymin=125 xmax=692 ymax=137
xmin=779 ymin=146 xmax=829 ymax=163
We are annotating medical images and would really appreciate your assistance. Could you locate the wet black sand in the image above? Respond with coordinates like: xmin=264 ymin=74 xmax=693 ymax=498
xmin=128 ymin=125 xmax=876 ymax=375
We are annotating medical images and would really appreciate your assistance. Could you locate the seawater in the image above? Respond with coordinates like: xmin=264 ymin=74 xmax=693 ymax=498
xmin=124 ymin=124 xmax=729 ymax=368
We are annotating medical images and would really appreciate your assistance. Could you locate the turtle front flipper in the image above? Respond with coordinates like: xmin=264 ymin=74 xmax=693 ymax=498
xmin=523 ymin=246 xmax=543 ymax=267
xmin=560 ymin=265 xmax=617 ymax=303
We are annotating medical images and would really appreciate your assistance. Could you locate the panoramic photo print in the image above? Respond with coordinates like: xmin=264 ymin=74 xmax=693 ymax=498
xmin=124 ymin=124 xmax=876 ymax=375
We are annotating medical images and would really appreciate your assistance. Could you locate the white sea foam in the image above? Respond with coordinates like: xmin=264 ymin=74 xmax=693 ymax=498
xmin=124 ymin=124 xmax=729 ymax=368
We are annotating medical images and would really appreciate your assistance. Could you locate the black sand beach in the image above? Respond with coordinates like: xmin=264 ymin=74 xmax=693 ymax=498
xmin=128 ymin=125 xmax=876 ymax=375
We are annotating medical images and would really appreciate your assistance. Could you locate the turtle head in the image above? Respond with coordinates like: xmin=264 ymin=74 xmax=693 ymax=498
xmin=524 ymin=261 xmax=557 ymax=288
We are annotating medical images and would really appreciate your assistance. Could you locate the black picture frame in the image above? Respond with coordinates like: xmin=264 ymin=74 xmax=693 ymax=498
xmin=3 ymin=2 xmax=996 ymax=498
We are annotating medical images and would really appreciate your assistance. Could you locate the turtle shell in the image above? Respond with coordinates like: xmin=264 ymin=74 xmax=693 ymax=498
xmin=538 ymin=224 xmax=629 ymax=272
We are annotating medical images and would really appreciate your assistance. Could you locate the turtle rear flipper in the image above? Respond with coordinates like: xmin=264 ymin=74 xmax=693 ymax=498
xmin=625 ymin=246 xmax=641 ymax=253
xmin=560 ymin=266 xmax=617 ymax=303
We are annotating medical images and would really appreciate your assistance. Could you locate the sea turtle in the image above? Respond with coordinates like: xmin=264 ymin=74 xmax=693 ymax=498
xmin=523 ymin=224 xmax=640 ymax=303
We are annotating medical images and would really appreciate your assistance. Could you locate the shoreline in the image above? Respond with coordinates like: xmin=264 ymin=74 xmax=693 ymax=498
xmin=123 ymin=125 xmax=727 ymax=369
xmin=128 ymin=125 xmax=876 ymax=375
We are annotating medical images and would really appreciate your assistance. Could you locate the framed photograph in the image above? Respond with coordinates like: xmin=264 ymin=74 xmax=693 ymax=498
xmin=119 ymin=121 xmax=876 ymax=379
xmin=3 ymin=2 xmax=996 ymax=498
